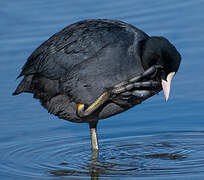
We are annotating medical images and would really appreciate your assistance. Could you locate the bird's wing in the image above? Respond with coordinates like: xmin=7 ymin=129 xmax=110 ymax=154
xmin=17 ymin=19 xmax=148 ymax=80
xmin=59 ymin=21 xmax=149 ymax=104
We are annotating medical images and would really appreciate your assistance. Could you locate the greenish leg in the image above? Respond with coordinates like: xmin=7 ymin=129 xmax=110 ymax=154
xmin=89 ymin=121 xmax=99 ymax=153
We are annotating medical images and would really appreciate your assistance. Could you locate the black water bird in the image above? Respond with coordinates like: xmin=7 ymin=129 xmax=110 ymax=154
xmin=13 ymin=19 xmax=181 ymax=151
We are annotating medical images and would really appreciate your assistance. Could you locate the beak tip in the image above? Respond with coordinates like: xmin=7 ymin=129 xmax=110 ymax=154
xmin=163 ymin=93 xmax=169 ymax=102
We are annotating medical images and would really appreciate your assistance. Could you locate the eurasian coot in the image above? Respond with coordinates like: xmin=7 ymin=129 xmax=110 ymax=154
xmin=13 ymin=19 xmax=181 ymax=151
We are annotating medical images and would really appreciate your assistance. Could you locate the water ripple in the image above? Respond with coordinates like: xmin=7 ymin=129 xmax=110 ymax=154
xmin=1 ymin=132 xmax=204 ymax=178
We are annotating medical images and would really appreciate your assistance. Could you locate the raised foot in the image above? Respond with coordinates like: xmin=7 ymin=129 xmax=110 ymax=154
xmin=76 ymin=65 xmax=163 ymax=118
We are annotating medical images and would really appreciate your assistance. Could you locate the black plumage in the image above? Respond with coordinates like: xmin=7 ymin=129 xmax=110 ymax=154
xmin=13 ymin=19 xmax=181 ymax=151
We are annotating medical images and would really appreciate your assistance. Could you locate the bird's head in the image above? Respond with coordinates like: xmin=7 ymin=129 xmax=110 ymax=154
xmin=141 ymin=36 xmax=181 ymax=101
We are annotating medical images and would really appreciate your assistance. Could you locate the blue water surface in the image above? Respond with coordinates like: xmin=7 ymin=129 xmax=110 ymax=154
xmin=0 ymin=0 xmax=204 ymax=179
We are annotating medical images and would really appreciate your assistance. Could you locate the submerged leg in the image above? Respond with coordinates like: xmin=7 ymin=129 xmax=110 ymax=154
xmin=89 ymin=121 xmax=99 ymax=152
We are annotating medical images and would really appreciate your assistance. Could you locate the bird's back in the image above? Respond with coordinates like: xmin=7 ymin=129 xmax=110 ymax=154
xmin=19 ymin=20 xmax=147 ymax=79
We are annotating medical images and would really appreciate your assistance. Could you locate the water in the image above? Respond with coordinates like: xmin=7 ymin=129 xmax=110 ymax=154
xmin=1 ymin=0 xmax=204 ymax=179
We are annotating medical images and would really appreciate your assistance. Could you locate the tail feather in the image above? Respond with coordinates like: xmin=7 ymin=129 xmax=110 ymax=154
xmin=12 ymin=75 xmax=33 ymax=95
